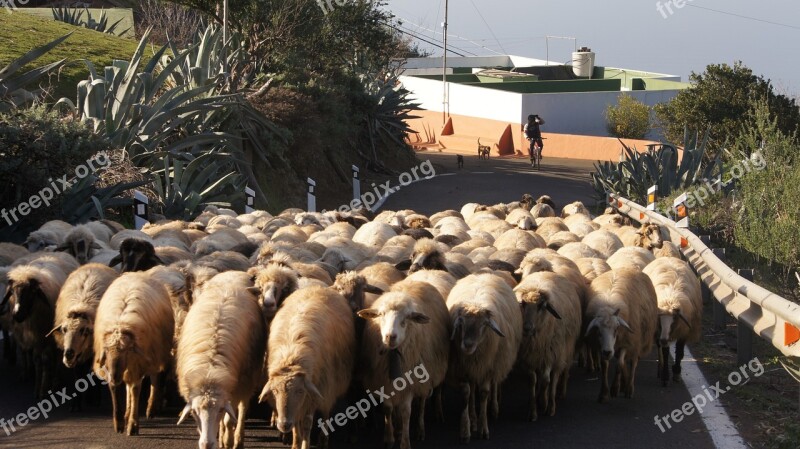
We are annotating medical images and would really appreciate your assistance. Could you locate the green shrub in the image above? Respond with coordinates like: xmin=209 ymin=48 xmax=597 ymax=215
xmin=605 ymin=94 xmax=651 ymax=139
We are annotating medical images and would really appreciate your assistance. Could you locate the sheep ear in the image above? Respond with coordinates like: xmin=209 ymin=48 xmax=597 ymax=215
xmin=585 ymin=316 xmax=601 ymax=337
xmin=613 ymin=308 xmax=621 ymax=316
xmin=108 ymin=254 xmax=122 ymax=268
xmin=224 ymin=402 xmax=237 ymax=421
xmin=617 ymin=316 xmax=633 ymax=333
xmin=177 ymin=404 xmax=192 ymax=425
xmin=153 ymin=255 xmax=165 ymax=265
xmin=246 ymin=287 xmax=261 ymax=298
xmin=408 ymin=312 xmax=430 ymax=324
xmin=54 ymin=244 xmax=70 ymax=252
xmin=486 ymin=317 xmax=506 ymax=337
xmin=363 ymin=284 xmax=384 ymax=295
xmin=395 ymin=259 xmax=412 ymax=271
xmin=304 ymin=377 xmax=324 ymax=403
xmin=1 ymin=284 xmax=12 ymax=308
xmin=675 ymin=310 xmax=691 ymax=328
xmin=544 ymin=302 xmax=562 ymax=320
xmin=357 ymin=308 xmax=379 ymax=320
xmin=46 ymin=325 xmax=61 ymax=338
xmin=450 ymin=315 xmax=463 ymax=340
xmin=258 ymin=383 xmax=273 ymax=404
xmin=91 ymin=242 xmax=102 ymax=250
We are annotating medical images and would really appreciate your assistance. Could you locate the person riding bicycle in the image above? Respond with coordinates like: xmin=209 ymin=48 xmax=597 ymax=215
xmin=524 ymin=114 xmax=545 ymax=160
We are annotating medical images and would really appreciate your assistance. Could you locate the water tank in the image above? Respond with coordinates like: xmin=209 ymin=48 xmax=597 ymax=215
xmin=571 ymin=47 xmax=595 ymax=78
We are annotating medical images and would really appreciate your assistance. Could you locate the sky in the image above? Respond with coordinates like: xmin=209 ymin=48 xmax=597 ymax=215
xmin=385 ymin=0 xmax=800 ymax=96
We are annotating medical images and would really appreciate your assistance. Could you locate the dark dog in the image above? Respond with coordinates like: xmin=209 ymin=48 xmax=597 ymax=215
xmin=457 ymin=154 xmax=464 ymax=169
xmin=477 ymin=138 xmax=491 ymax=160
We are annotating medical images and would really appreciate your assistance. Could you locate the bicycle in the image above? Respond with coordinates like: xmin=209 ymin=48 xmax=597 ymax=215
xmin=528 ymin=137 xmax=545 ymax=170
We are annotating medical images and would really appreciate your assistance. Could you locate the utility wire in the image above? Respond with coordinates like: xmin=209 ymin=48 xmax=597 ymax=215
xmin=397 ymin=24 xmax=476 ymax=56
xmin=468 ymin=0 xmax=508 ymax=54
xmin=397 ymin=16 xmax=505 ymax=55
xmin=386 ymin=22 xmax=471 ymax=56
xmin=686 ymin=4 xmax=800 ymax=30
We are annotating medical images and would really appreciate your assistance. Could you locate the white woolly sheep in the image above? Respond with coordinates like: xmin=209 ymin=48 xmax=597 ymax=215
xmin=407 ymin=269 xmax=457 ymax=301
xmin=618 ymin=223 xmax=665 ymax=251
xmin=584 ymin=268 xmax=658 ymax=402
xmin=93 ymin=271 xmax=174 ymax=434
xmin=248 ymin=263 xmax=299 ymax=320
xmin=493 ymin=228 xmax=546 ymax=252
xmin=53 ymin=263 xmax=118 ymax=368
xmin=357 ymin=279 xmax=450 ymax=449
xmin=24 ymin=219 xmax=73 ymax=252
xmin=574 ymin=257 xmax=611 ymax=284
xmin=0 ymin=242 xmax=29 ymax=266
xmin=561 ymin=201 xmax=591 ymax=219
xmin=176 ymin=271 xmax=266 ymax=449
xmin=606 ymin=246 xmax=656 ymax=271
xmin=259 ymin=286 xmax=355 ymax=449
xmin=58 ymin=222 xmax=116 ymax=264
xmin=446 ymin=273 xmax=522 ymax=443
xmin=514 ymin=271 xmax=582 ymax=420
xmin=581 ymin=230 xmax=624 ymax=259
xmin=557 ymin=242 xmax=601 ymax=261
xmin=654 ymin=241 xmax=682 ymax=259
xmin=353 ymin=221 xmax=398 ymax=253
xmin=642 ymin=257 xmax=702 ymax=385
xmin=546 ymin=231 xmax=581 ymax=250
xmin=191 ymin=228 xmax=250 ymax=257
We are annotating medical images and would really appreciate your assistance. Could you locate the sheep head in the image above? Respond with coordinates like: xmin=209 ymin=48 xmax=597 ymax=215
xmin=517 ymin=289 xmax=561 ymax=337
xmin=178 ymin=392 xmax=236 ymax=449
xmin=96 ymin=328 xmax=137 ymax=386
xmin=638 ymin=224 xmax=664 ymax=249
xmin=516 ymin=255 xmax=553 ymax=279
xmin=333 ymin=272 xmax=383 ymax=313
xmin=409 ymin=239 xmax=447 ymax=273
xmin=357 ymin=293 xmax=429 ymax=350
xmin=520 ymin=193 xmax=534 ymax=211
xmin=584 ymin=308 xmax=633 ymax=360
xmin=56 ymin=311 xmax=94 ymax=368
xmin=658 ymin=307 xmax=691 ymax=347
xmin=110 ymin=238 xmax=164 ymax=272
xmin=24 ymin=231 xmax=59 ymax=252
xmin=536 ymin=195 xmax=557 ymax=210
xmin=450 ymin=305 xmax=505 ymax=355
xmin=259 ymin=370 xmax=323 ymax=434
xmin=248 ymin=265 xmax=298 ymax=319
xmin=3 ymin=276 xmax=47 ymax=323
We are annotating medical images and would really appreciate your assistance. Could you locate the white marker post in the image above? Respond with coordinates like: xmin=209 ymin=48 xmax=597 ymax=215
xmin=674 ymin=192 xmax=689 ymax=229
xmin=245 ymin=186 xmax=255 ymax=214
xmin=647 ymin=185 xmax=658 ymax=211
xmin=307 ymin=178 xmax=316 ymax=213
xmin=133 ymin=190 xmax=149 ymax=230
xmin=352 ymin=165 xmax=360 ymax=201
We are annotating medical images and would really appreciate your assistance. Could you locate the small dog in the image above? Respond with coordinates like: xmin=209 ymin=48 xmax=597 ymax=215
xmin=456 ymin=154 xmax=464 ymax=169
xmin=477 ymin=138 xmax=491 ymax=160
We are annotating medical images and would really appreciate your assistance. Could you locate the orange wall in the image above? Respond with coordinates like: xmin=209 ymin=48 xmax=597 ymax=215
xmin=406 ymin=109 xmax=661 ymax=162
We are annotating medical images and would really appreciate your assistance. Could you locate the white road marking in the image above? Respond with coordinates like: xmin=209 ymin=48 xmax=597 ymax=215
xmin=682 ymin=346 xmax=749 ymax=449
xmin=470 ymin=171 xmax=494 ymax=174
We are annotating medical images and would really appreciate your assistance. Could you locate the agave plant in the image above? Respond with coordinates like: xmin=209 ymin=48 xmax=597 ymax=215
xmin=61 ymin=170 xmax=150 ymax=223
xmin=85 ymin=9 xmax=129 ymax=35
xmin=52 ymin=7 xmax=85 ymax=26
xmin=0 ymin=33 xmax=70 ymax=112
xmin=52 ymin=7 xmax=129 ymax=35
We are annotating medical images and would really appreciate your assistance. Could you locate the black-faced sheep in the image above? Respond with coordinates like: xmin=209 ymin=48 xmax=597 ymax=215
xmin=53 ymin=263 xmax=118 ymax=368
xmin=642 ymin=257 xmax=702 ymax=385
xmin=357 ymin=279 xmax=450 ymax=449
xmin=177 ymin=271 xmax=267 ymax=449
xmin=407 ymin=239 xmax=470 ymax=279
xmin=514 ymin=271 xmax=582 ymax=420
xmin=447 ymin=273 xmax=522 ymax=442
xmin=109 ymin=238 xmax=164 ymax=272
xmin=584 ymin=268 xmax=658 ymax=402
xmin=259 ymin=286 xmax=355 ymax=449
xmin=94 ymin=271 xmax=174 ymax=434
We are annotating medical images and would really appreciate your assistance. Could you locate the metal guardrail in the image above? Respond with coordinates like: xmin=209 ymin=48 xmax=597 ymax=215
xmin=610 ymin=194 xmax=800 ymax=358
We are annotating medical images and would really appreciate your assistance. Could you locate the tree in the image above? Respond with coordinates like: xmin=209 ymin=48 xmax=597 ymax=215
xmin=654 ymin=62 xmax=800 ymax=150
xmin=605 ymin=94 xmax=651 ymax=139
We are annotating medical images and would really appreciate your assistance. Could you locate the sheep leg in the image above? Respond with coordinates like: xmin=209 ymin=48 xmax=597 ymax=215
xmin=476 ymin=382 xmax=491 ymax=440
xmin=382 ymin=403 xmax=395 ymax=449
xmin=459 ymin=382 xmax=471 ymax=443
xmin=626 ymin=355 xmax=639 ymax=398
xmin=659 ymin=345 xmax=671 ymax=386
xmin=3 ymin=332 xmax=16 ymax=366
xmin=146 ymin=373 xmax=161 ymax=418
xmin=414 ymin=395 xmax=426 ymax=441
xmin=611 ymin=350 xmax=626 ymax=398
xmin=110 ymin=383 xmax=124 ymax=433
xmin=528 ymin=370 xmax=538 ymax=421
xmin=673 ymin=340 xmax=685 ymax=382
xmin=398 ymin=398 xmax=412 ymax=449
xmin=433 ymin=386 xmax=445 ymax=424
xmin=233 ymin=401 xmax=247 ymax=449
xmin=547 ymin=370 xmax=560 ymax=416
xmin=490 ymin=381 xmax=500 ymax=420
xmin=468 ymin=383 xmax=477 ymax=433
xmin=291 ymin=426 xmax=300 ymax=449
xmin=126 ymin=381 xmax=141 ymax=436
xmin=300 ymin=413 xmax=313 ymax=449
xmin=33 ymin=350 xmax=43 ymax=399
xmin=559 ymin=368 xmax=569 ymax=399
xmin=598 ymin=358 xmax=610 ymax=403
xmin=540 ymin=368 xmax=551 ymax=415
xmin=317 ymin=410 xmax=330 ymax=449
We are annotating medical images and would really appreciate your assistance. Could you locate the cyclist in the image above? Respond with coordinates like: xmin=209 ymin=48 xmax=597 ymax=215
xmin=524 ymin=114 xmax=545 ymax=165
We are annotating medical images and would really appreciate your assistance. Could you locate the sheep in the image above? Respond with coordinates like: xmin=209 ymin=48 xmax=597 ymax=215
xmin=372 ymin=235 xmax=416 ymax=265
xmin=430 ymin=210 xmax=463 ymax=227
xmin=606 ymin=246 xmax=656 ymax=271
xmin=191 ymin=228 xmax=249 ymax=257
xmin=561 ymin=201 xmax=591 ymax=218
xmin=514 ymin=271 xmax=582 ymax=420
xmin=406 ymin=269 xmax=457 ymax=301
xmin=505 ymin=208 xmax=535 ymax=228
xmin=145 ymin=265 xmax=192 ymax=349
xmin=517 ymin=250 xmax=586 ymax=304
xmin=109 ymin=238 xmax=164 ymax=272
xmin=654 ymin=241 xmax=682 ymax=259
xmin=317 ymin=241 xmax=370 ymax=279
xmin=259 ymin=286 xmax=355 ymax=449
xmin=248 ymin=264 xmax=299 ymax=320
xmin=357 ymin=279 xmax=450 ymax=449
xmin=195 ymin=251 xmax=251 ymax=273
xmin=574 ymin=257 xmax=611 ymax=284
xmin=535 ymin=219 xmax=569 ymax=241
xmin=176 ymin=271 xmax=266 ymax=449
xmin=535 ymin=195 xmax=557 ymax=210
xmin=452 ymin=238 xmax=492 ymax=256
xmin=407 ymin=239 xmax=470 ymax=279
xmin=493 ymin=228 xmax=546 ymax=252
xmin=618 ymin=223 xmax=665 ymax=251
xmin=557 ymin=242 xmax=601 ymax=261
xmin=530 ymin=202 xmax=555 ymax=218
xmin=24 ymin=219 xmax=73 ymax=252
xmin=1 ymin=252 xmax=79 ymax=397
xmin=435 ymin=216 xmax=471 ymax=242
xmin=155 ymin=246 xmax=193 ymax=265
xmin=546 ymin=231 xmax=581 ymax=250
xmin=486 ymin=248 xmax=526 ymax=269
xmin=447 ymin=273 xmax=522 ymax=443
xmin=57 ymin=222 xmax=116 ymax=264
xmin=581 ymin=230 xmax=624 ymax=259
xmin=53 ymin=263 xmax=118 ymax=368
xmin=404 ymin=214 xmax=432 ymax=229
xmin=333 ymin=271 xmax=386 ymax=314
xmin=592 ymin=211 xmax=629 ymax=227
xmin=93 ymin=271 xmax=175 ymax=434
xmin=584 ymin=268 xmax=658 ymax=402
xmin=207 ymin=214 xmax=243 ymax=229
xmin=565 ymin=220 xmax=599 ymax=239
xmin=271 ymin=224 xmax=310 ymax=245
xmin=353 ymin=221 xmax=398 ymax=253
xmin=642 ymin=257 xmax=702 ymax=385
xmin=0 ymin=242 xmax=29 ymax=266
xmin=151 ymin=228 xmax=193 ymax=252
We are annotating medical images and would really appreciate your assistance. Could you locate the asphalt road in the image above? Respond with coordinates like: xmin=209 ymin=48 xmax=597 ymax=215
xmin=0 ymin=153 xmax=719 ymax=449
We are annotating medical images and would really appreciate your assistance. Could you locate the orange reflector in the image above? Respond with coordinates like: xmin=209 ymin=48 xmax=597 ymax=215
xmin=680 ymin=237 xmax=688 ymax=248
xmin=786 ymin=323 xmax=800 ymax=346
xmin=648 ymin=194 xmax=656 ymax=204
xmin=639 ymin=212 xmax=645 ymax=220
xmin=617 ymin=200 xmax=623 ymax=208
xmin=677 ymin=204 xmax=687 ymax=218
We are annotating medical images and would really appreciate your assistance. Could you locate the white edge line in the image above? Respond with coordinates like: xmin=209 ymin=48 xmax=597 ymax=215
xmin=681 ymin=346 xmax=749 ymax=449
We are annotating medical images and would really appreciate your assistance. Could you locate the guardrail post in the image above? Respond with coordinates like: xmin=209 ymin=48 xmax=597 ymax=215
xmin=352 ymin=165 xmax=360 ymax=201
xmin=736 ymin=269 xmax=755 ymax=365
xmin=307 ymin=178 xmax=316 ymax=213
xmin=647 ymin=185 xmax=658 ymax=211
xmin=698 ymin=235 xmax=712 ymax=304
xmin=133 ymin=190 xmax=149 ymax=230
xmin=712 ymin=248 xmax=727 ymax=330
xmin=245 ymin=186 xmax=255 ymax=214
xmin=674 ymin=193 xmax=689 ymax=228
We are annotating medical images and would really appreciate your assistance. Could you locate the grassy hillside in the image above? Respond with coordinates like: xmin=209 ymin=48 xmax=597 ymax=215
xmin=0 ymin=11 xmax=153 ymax=102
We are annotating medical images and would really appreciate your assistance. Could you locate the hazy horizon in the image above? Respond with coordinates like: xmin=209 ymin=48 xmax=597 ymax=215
xmin=387 ymin=0 xmax=799 ymax=96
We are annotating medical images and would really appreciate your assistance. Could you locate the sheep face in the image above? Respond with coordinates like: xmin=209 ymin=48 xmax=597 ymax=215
xmin=178 ymin=396 xmax=236 ymax=449
xmin=110 ymin=239 xmax=163 ymax=272
xmin=318 ymin=249 xmax=347 ymax=274
xmin=260 ymin=373 xmax=322 ymax=434
xmin=24 ymin=233 xmax=57 ymax=252
xmin=3 ymin=278 xmax=46 ymax=323
xmin=409 ymin=247 xmax=446 ymax=273
xmin=61 ymin=237 xmax=101 ymax=265
xmin=59 ymin=314 xmax=93 ymax=368
xmin=451 ymin=308 xmax=505 ymax=355
xmin=249 ymin=266 xmax=297 ymax=319
xmin=96 ymin=330 xmax=136 ymax=386
xmin=639 ymin=224 xmax=664 ymax=249
xmin=658 ymin=309 xmax=690 ymax=347
xmin=358 ymin=297 xmax=430 ymax=350
xmin=518 ymin=290 xmax=561 ymax=337
xmin=585 ymin=309 xmax=632 ymax=360
xmin=517 ymin=217 xmax=535 ymax=230
xmin=334 ymin=273 xmax=384 ymax=313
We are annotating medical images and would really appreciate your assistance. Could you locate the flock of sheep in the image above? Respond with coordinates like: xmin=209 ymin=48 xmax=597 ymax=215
xmin=0 ymin=193 xmax=703 ymax=449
